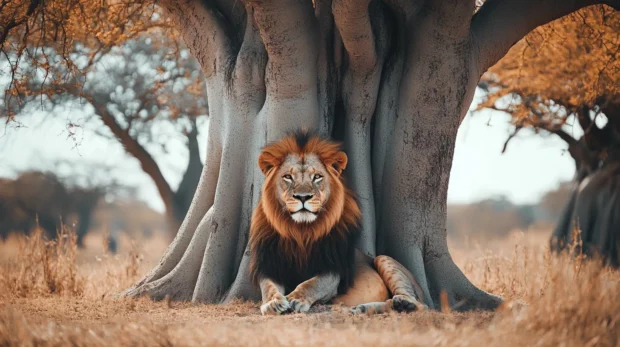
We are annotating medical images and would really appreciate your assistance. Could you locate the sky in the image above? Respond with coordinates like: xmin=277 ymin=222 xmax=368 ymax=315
xmin=0 ymin=90 xmax=577 ymax=213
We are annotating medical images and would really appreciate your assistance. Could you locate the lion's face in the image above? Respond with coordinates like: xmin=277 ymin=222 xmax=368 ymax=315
xmin=275 ymin=153 xmax=330 ymax=223
xmin=256 ymin=131 xmax=355 ymax=238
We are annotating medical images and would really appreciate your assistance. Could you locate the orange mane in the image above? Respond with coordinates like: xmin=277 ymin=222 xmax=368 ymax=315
xmin=249 ymin=131 xmax=361 ymax=269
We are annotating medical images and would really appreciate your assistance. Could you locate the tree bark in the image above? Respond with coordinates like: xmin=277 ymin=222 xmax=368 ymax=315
xmin=123 ymin=0 xmax=616 ymax=310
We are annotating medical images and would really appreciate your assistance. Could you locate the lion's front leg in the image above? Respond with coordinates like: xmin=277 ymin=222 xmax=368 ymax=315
xmin=259 ymin=278 xmax=290 ymax=315
xmin=286 ymin=273 xmax=340 ymax=313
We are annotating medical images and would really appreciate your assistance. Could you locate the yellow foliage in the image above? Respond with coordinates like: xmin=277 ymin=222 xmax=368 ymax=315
xmin=1 ymin=0 xmax=168 ymax=120
xmin=482 ymin=5 xmax=619 ymax=119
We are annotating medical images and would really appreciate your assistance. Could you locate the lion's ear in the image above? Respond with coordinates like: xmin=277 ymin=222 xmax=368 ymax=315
xmin=329 ymin=151 xmax=348 ymax=176
xmin=258 ymin=151 xmax=279 ymax=175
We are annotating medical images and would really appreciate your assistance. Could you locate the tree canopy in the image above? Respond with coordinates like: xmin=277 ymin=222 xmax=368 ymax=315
xmin=2 ymin=1 xmax=162 ymax=118
xmin=1 ymin=2 xmax=208 ymax=233
xmin=480 ymin=5 xmax=619 ymax=174
xmin=480 ymin=5 xmax=620 ymax=268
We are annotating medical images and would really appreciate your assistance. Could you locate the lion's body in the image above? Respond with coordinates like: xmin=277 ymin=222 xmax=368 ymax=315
xmin=250 ymin=199 xmax=359 ymax=295
xmin=331 ymin=252 xmax=390 ymax=306
xmin=249 ymin=131 xmax=425 ymax=315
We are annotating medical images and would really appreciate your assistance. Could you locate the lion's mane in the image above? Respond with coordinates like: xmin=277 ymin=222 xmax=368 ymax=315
xmin=249 ymin=131 xmax=361 ymax=293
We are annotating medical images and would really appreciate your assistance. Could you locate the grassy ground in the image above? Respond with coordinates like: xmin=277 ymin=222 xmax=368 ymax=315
xmin=0 ymin=228 xmax=618 ymax=346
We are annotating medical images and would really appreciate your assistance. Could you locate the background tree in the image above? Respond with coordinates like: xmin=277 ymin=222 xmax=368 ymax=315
xmin=480 ymin=6 xmax=619 ymax=266
xmin=0 ymin=169 xmax=118 ymax=249
xmin=0 ymin=172 xmax=70 ymax=240
xmin=2 ymin=29 xmax=208 ymax=235
xmin=3 ymin=0 xmax=619 ymax=310
xmin=448 ymin=196 xmax=537 ymax=240
xmin=538 ymin=182 xmax=573 ymax=222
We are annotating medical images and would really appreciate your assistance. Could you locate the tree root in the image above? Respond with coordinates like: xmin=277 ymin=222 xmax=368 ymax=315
xmin=425 ymin=256 xmax=503 ymax=311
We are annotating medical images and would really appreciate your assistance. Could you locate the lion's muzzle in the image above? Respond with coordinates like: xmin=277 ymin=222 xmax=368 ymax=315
xmin=290 ymin=193 xmax=320 ymax=223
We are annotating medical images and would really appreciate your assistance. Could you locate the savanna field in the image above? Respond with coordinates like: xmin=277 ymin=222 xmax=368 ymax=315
xmin=0 ymin=227 xmax=618 ymax=347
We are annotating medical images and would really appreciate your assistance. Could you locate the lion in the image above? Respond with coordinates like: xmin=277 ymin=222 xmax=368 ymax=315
xmin=249 ymin=130 xmax=427 ymax=315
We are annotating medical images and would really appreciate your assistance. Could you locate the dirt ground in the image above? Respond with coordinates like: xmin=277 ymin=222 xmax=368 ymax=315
xmin=1 ymin=228 xmax=618 ymax=346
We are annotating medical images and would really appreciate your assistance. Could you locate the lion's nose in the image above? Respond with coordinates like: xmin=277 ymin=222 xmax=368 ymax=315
xmin=293 ymin=193 xmax=313 ymax=203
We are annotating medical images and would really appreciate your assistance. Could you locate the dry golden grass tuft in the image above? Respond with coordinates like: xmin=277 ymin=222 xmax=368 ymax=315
xmin=0 ymin=227 xmax=618 ymax=346
xmin=0 ymin=225 xmax=82 ymax=299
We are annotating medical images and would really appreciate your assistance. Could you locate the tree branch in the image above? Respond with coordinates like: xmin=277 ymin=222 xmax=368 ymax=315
xmin=251 ymin=0 xmax=318 ymax=99
xmin=471 ymin=0 xmax=618 ymax=74
xmin=577 ymin=104 xmax=594 ymax=134
xmin=158 ymin=0 xmax=234 ymax=78
xmin=93 ymin=104 xmax=177 ymax=221
xmin=333 ymin=0 xmax=377 ymax=73
xmin=0 ymin=0 xmax=41 ymax=47
xmin=501 ymin=125 xmax=522 ymax=153
xmin=600 ymin=101 xmax=620 ymax=132
xmin=553 ymin=128 xmax=581 ymax=148
xmin=232 ymin=3 xmax=267 ymax=96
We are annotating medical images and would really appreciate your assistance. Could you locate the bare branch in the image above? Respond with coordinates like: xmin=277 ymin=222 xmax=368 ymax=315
xmin=501 ymin=125 xmax=522 ymax=153
xmin=503 ymin=113 xmax=589 ymax=171
xmin=92 ymin=103 xmax=176 ymax=218
xmin=471 ymin=0 xmax=618 ymax=74
xmin=553 ymin=128 xmax=581 ymax=148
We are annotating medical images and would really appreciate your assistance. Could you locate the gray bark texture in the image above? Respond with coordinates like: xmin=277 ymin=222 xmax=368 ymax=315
xmin=122 ymin=0 xmax=616 ymax=310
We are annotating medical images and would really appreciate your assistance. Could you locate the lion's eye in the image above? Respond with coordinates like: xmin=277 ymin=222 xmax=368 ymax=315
xmin=283 ymin=174 xmax=293 ymax=181
xmin=313 ymin=174 xmax=323 ymax=182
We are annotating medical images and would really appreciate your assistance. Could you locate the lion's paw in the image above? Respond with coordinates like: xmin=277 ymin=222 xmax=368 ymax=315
xmin=349 ymin=305 xmax=367 ymax=315
xmin=286 ymin=296 xmax=311 ymax=313
xmin=392 ymin=294 xmax=427 ymax=312
xmin=260 ymin=295 xmax=290 ymax=315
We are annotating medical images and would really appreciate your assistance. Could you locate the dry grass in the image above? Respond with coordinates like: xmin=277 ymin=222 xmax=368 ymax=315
xmin=0 ymin=227 xmax=618 ymax=346
xmin=0 ymin=226 xmax=82 ymax=298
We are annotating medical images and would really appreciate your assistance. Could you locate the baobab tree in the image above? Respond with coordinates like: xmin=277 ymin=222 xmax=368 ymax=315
xmin=3 ymin=0 xmax=619 ymax=310
xmin=480 ymin=5 xmax=619 ymax=266
xmin=120 ymin=0 xmax=620 ymax=309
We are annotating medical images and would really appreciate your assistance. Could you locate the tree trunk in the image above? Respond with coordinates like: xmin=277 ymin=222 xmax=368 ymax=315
xmin=122 ymin=0 xmax=616 ymax=310
xmin=551 ymin=163 xmax=620 ymax=268
xmin=171 ymin=123 xmax=204 ymax=229
xmin=550 ymin=103 xmax=620 ymax=267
